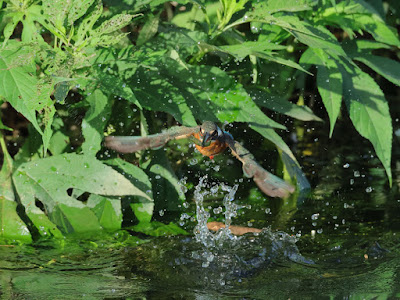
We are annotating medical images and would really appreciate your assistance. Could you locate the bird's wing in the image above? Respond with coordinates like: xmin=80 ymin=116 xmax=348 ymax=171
xmin=104 ymin=125 xmax=200 ymax=154
xmin=224 ymin=133 xmax=295 ymax=198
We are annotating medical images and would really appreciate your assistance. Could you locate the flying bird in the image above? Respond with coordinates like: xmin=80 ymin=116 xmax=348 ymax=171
xmin=104 ymin=121 xmax=295 ymax=198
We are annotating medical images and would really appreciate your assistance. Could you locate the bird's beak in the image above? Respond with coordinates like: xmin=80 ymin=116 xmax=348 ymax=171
xmin=201 ymin=132 xmax=211 ymax=147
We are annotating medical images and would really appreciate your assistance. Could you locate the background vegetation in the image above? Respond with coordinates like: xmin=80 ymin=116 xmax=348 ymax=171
xmin=0 ymin=0 xmax=399 ymax=244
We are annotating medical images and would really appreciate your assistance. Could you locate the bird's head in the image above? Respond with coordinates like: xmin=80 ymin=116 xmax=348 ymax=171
xmin=199 ymin=121 xmax=222 ymax=147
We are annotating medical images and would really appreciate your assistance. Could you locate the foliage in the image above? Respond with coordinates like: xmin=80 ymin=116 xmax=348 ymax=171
xmin=0 ymin=0 xmax=399 ymax=243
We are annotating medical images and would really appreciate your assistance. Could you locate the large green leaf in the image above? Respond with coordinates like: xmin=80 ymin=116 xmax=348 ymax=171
xmin=352 ymin=54 xmax=400 ymax=87
xmin=0 ymin=136 xmax=32 ymax=243
xmin=87 ymin=194 xmax=122 ymax=231
xmin=105 ymin=158 xmax=154 ymax=223
xmin=314 ymin=49 xmax=343 ymax=137
xmin=340 ymin=61 xmax=392 ymax=185
xmin=0 ymin=43 xmax=42 ymax=135
xmin=132 ymin=55 xmax=286 ymax=130
xmin=13 ymin=154 xmax=152 ymax=233
xmin=82 ymin=89 xmax=111 ymax=155
xmin=142 ymin=150 xmax=185 ymax=215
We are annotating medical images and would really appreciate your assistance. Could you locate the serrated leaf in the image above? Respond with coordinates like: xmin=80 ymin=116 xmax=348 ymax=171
xmin=0 ymin=43 xmax=42 ymax=135
xmin=75 ymin=0 xmax=103 ymax=46
xmin=67 ymin=0 xmax=96 ymax=25
xmin=2 ymin=11 xmax=24 ymax=47
xmin=82 ymin=89 xmax=111 ymax=155
xmin=340 ymin=61 xmax=392 ymax=185
xmin=13 ymin=153 xmax=152 ymax=233
xmin=94 ymin=14 xmax=137 ymax=35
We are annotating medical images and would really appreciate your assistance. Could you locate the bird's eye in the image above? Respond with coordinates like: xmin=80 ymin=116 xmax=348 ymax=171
xmin=211 ymin=131 xmax=217 ymax=136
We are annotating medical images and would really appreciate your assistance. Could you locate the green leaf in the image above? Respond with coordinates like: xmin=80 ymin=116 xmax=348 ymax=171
xmin=142 ymin=150 xmax=185 ymax=214
xmin=253 ymin=0 xmax=315 ymax=14
xmin=75 ymin=0 xmax=103 ymax=46
xmin=13 ymin=154 xmax=152 ymax=233
xmin=90 ymin=69 xmax=142 ymax=109
xmin=250 ymin=90 xmax=322 ymax=122
xmin=219 ymin=41 xmax=310 ymax=74
xmin=313 ymin=49 xmax=343 ymax=137
xmin=352 ymin=54 xmax=400 ymax=87
xmin=219 ymin=41 xmax=287 ymax=60
xmin=0 ymin=198 xmax=32 ymax=243
xmin=105 ymin=158 xmax=154 ymax=223
xmin=137 ymin=13 xmax=160 ymax=46
xmin=356 ymin=15 xmax=400 ymax=46
xmin=2 ymin=11 xmax=24 ymax=47
xmin=0 ymin=135 xmax=32 ymax=243
xmin=87 ymin=194 xmax=122 ymax=231
xmin=82 ymin=89 xmax=111 ymax=155
xmin=0 ymin=43 xmax=42 ymax=135
xmin=132 ymin=56 xmax=285 ymax=130
xmin=340 ymin=61 xmax=392 ymax=185
xmin=67 ymin=0 xmax=96 ymax=25
xmin=93 ymin=14 xmax=136 ymax=35
xmin=22 ymin=5 xmax=46 ymax=43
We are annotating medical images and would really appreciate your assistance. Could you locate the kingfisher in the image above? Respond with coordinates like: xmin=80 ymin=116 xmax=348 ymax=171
xmin=104 ymin=121 xmax=295 ymax=198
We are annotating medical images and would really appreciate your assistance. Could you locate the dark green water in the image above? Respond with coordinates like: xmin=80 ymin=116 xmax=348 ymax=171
xmin=1 ymin=119 xmax=400 ymax=299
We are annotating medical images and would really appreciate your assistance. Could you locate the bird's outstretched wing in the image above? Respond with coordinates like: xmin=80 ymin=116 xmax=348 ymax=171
xmin=224 ymin=134 xmax=295 ymax=198
xmin=105 ymin=125 xmax=200 ymax=153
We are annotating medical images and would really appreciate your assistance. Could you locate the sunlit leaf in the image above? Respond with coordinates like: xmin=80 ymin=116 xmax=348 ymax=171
xmin=105 ymin=158 xmax=154 ymax=223
xmin=0 ymin=42 xmax=42 ymax=135
xmin=0 ymin=135 xmax=32 ymax=243
xmin=87 ymin=194 xmax=122 ymax=231
xmin=13 ymin=154 xmax=152 ymax=233
xmin=314 ymin=49 xmax=343 ymax=137
xmin=340 ymin=61 xmax=392 ymax=185
xmin=352 ymin=54 xmax=400 ymax=87
xmin=82 ymin=89 xmax=111 ymax=155
xmin=253 ymin=0 xmax=315 ymax=14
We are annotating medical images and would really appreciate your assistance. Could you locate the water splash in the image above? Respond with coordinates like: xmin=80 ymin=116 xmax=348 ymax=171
xmin=193 ymin=175 xmax=239 ymax=250
xmin=192 ymin=176 xmax=312 ymax=272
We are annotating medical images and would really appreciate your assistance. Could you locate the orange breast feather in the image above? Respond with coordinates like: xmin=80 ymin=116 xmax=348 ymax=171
xmin=193 ymin=132 xmax=227 ymax=158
